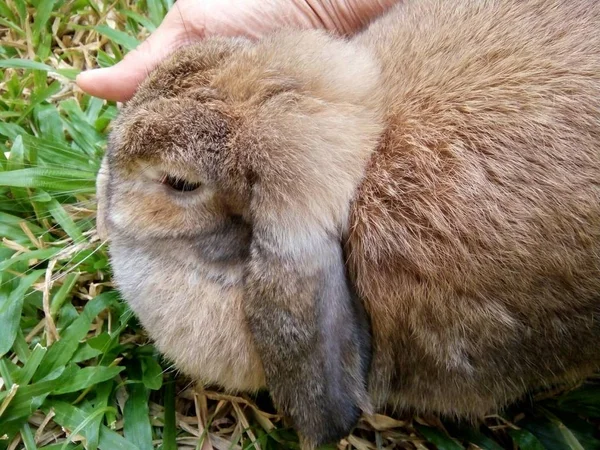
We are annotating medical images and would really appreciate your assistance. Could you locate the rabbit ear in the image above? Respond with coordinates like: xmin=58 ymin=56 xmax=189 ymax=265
xmin=244 ymin=215 xmax=372 ymax=447
xmin=233 ymin=34 xmax=381 ymax=445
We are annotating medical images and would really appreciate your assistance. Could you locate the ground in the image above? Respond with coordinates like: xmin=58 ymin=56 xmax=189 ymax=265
xmin=0 ymin=0 xmax=598 ymax=449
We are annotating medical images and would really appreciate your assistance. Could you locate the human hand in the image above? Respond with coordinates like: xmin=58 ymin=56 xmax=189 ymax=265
xmin=76 ymin=0 xmax=398 ymax=102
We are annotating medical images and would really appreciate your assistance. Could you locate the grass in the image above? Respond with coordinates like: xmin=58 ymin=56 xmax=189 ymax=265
xmin=0 ymin=0 xmax=599 ymax=449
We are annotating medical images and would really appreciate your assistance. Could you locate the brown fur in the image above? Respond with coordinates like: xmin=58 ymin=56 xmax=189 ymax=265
xmin=98 ymin=0 xmax=600 ymax=447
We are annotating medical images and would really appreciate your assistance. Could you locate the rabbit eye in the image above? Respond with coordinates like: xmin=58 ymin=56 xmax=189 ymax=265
xmin=161 ymin=174 xmax=201 ymax=192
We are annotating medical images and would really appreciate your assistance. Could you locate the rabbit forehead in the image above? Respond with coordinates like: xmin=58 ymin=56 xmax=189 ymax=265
xmin=129 ymin=30 xmax=381 ymax=106
xmin=107 ymin=29 xmax=383 ymax=184
xmin=108 ymin=97 xmax=232 ymax=172
xmin=215 ymin=30 xmax=381 ymax=104
xmin=125 ymin=36 xmax=251 ymax=106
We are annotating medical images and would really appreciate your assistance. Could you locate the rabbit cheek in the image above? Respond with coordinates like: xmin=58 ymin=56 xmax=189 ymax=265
xmin=109 ymin=238 xmax=266 ymax=392
xmin=108 ymin=182 xmax=216 ymax=239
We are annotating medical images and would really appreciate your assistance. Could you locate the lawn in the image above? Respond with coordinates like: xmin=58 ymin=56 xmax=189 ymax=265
xmin=0 ymin=1 xmax=598 ymax=449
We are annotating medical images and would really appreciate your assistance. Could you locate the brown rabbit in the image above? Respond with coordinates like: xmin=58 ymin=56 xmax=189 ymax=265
xmin=97 ymin=0 xmax=600 ymax=446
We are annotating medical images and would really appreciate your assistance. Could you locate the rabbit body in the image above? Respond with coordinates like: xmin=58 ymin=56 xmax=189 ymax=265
xmin=349 ymin=0 xmax=600 ymax=416
xmin=99 ymin=0 xmax=600 ymax=445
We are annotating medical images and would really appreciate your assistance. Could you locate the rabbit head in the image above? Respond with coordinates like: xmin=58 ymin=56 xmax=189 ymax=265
xmin=98 ymin=30 xmax=384 ymax=447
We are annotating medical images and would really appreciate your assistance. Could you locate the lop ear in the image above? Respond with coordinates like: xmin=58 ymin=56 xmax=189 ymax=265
xmin=244 ymin=217 xmax=372 ymax=448
xmin=233 ymin=33 xmax=381 ymax=445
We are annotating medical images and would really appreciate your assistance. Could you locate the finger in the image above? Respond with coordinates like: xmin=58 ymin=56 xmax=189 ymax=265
xmin=304 ymin=0 xmax=400 ymax=35
xmin=76 ymin=5 xmax=200 ymax=102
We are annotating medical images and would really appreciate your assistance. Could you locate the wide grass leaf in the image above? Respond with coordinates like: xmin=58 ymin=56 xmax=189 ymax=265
xmin=124 ymin=382 xmax=153 ymax=449
xmin=509 ymin=429 xmax=546 ymax=450
xmin=0 ymin=270 xmax=45 ymax=356
xmin=551 ymin=384 xmax=600 ymax=418
xmin=18 ymin=80 xmax=62 ymax=122
xmin=147 ymin=0 xmax=166 ymax=27
xmin=50 ymin=273 xmax=80 ymax=316
xmin=0 ymin=59 xmax=77 ymax=79
xmin=0 ymin=364 xmax=77 ymax=427
xmin=95 ymin=25 xmax=140 ymax=51
xmin=141 ymin=356 xmax=163 ymax=390
xmin=47 ymin=198 xmax=84 ymax=242
xmin=0 ymin=124 xmax=95 ymax=169
xmin=13 ymin=343 xmax=47 ymax=385
xmin=521 ymin=414 xmax=586 ymax=450
xmin=52 ymin=366 xmax=124 ymax=394
xmin=35 ymin=103 xmax=66 ymax=143
xmin=34 ymin=292 xmax=118 ymax=381
xmin=415 ymin=424 xmax=464 ymax=450
xmin=50 ymin=401 xmax=138 ymax=450
xmin=0 ymin=248 xmax=59 ymax=272
xmin=8 ymin=134 xmax=25 ymax=170
xmin=122 ymin=10 xmax=157 ymax=32
xmin=32 ymin=0 xmax=56 ymax=44
xmin=20 ymin=422 xmax=38 ymax=450
xmin=545 ymin=410 xmax=600 ymax=450
xmin=447 ymin=424 xmax=505 ymax=450
xmin=0 ymin=167 xmax=96 ymax=191
xmin=161 ymin=376 xmax=177 ymax=450
xmin=85 ymin=381 xmax=114 ymax=450
xmin=0 ymin=59 xmax=55 ymax=71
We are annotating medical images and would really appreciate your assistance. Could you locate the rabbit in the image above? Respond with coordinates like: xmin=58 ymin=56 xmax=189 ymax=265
xmin=96 ymin=0 xmax=600 ymax=447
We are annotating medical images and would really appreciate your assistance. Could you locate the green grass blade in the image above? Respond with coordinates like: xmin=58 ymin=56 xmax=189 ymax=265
xmin=34 ymin=104 xmax=66 ymax=144
xmin=0 ymin=167 xmax=96 ymax=191
xmin=122 ymin=10 xmax=157 ymax=32
xmin=124 ymin=382 xmax=153 ymax=449
xmin=147 ymin=0 xmax=165 ymax=27
xmin=141 ymin=356 xmax=163 ymax=390
xmin=0 ymin=357 xmax=15 ymax=387
xmin=162 ymin=376 xmax=177 ymax=450
xmin=32 ymin=0 xmax=56 ymax=45
xmin=521 ymin=414 xmax=584 ymax=450
xmin=8 ymin=134 xmax=25 ymax=170
xmin=415 ymin=424 xmax=465 ymax=450
xmin=38 ymin=444 xmax=82 ymax=450
xmin=0 ymin=59 xmax=53 ymax=71
xmin=0 ymin=366 xmax=76 ymax=425
xmin=0 ymin=270 xmax=46 ymax=356
xmin=47 ymin=199 xmax=84 ymax=242
xmin=0 ymin=2 xmax=17 ymax=23
xmin=49 ymin=401 xmax=138 ymax=450
xmin=95 ymin=25 xmax=140 ymax=51
xmin=538 ymin=408 xmax=587 ymax=450
xmin=52 ymin=366 xmax=124 ymax=395
xmin=13 ymin=344 xmax=47 ymax=386
xmin=50 ymin=273 xmax=80 ymax=316
xmin=11 ymin=329 xmax=31 ymax=363
xmin=0 ymin=212 xmax=44 ymax=235
xmin=509 ymin=428 xmax=545 ymax=450
xmin=34 ymin=292 xmax=118 ymax=381
xmin=0 ymin=248 xmax=59 ymax=272
xmin=18 ymin=80 xmax=62 ymax=123
xmin=20 ymin=422 xmax=39 ymax=450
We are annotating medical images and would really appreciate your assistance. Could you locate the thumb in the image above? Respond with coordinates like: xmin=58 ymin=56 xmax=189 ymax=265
xmin=77 ymin=9 xmax=199 ymax=102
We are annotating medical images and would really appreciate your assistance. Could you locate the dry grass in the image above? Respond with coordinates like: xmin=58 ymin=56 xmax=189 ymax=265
xmin=0 ymin=1 xmax=598 ymax=449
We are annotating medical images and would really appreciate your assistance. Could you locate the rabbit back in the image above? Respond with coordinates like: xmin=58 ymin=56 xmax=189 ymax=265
xmin=348 ymin=0 xmax=600 ymax=416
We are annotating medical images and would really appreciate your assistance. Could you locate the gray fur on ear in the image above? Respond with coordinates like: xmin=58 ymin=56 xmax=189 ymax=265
xmin=216 ymin=30 xmax=383 ymax=446
xmin=244 ymin=224 xmax=372 ymax=447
